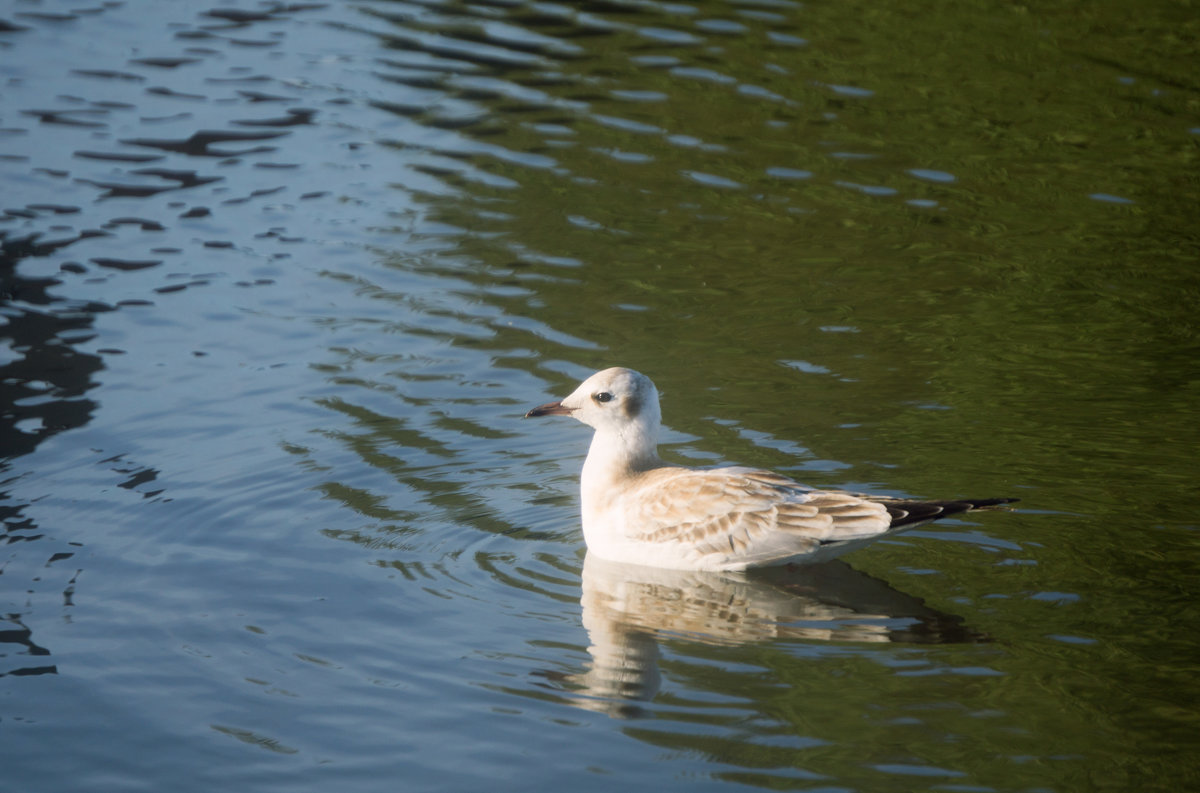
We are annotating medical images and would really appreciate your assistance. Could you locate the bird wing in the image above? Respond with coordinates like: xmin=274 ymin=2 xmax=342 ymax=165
xmin=617 ymin=467 xmax=895 ymax=568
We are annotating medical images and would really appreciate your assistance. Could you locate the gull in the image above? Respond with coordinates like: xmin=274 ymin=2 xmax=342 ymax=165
xmin=526 ymin=367 xmax=1017 ymax=571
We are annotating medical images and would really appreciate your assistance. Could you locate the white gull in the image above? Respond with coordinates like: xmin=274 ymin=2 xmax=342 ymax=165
xmin=526 ymin=367 xmax=1016 ymax=571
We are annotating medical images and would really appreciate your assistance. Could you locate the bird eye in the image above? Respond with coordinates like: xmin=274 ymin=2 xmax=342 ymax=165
xmin=593 ymin=391 xmax=614 ymax=403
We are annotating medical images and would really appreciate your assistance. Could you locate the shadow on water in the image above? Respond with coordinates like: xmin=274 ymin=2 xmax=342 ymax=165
xmin=0 ymin=233 xmax=107 ymax=678
xmin=0 ymin=235 xmax=104 ymax=460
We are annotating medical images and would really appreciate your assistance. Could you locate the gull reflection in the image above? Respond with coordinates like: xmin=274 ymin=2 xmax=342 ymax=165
xmin=558 ymin=554 xmax=987 ymax=716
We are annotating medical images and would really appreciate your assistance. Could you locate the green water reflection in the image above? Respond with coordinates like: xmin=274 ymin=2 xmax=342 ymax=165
xmin=371 ymin=0 xmax=1199 ymax=788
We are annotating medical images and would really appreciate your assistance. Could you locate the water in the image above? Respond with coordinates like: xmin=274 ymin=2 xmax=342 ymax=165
xmin=3 ymin=1 xmax=1198 ymax=790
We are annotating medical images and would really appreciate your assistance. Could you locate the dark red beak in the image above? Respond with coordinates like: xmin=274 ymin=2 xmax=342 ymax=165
xmin=525 ymin=401 xmax=573 ymax=418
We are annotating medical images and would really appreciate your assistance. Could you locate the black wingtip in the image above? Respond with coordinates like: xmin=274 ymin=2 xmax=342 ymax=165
xmin=884 ymin=496 xmax=1019 ymax=529
xmin=965 ymin=497 xmax=1020 ymax=509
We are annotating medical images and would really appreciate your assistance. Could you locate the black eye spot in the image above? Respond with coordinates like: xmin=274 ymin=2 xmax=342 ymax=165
xmin=593 ymin=391 xmax=614 ymax=404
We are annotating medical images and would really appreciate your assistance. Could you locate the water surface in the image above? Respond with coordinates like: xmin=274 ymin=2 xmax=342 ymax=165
xmin=2 ymin=1 xmax=1198 ymax=791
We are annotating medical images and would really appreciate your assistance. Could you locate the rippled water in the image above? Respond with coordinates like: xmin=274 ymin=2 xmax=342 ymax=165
xmin=3 ymin=1 xmax=1198 ymax=791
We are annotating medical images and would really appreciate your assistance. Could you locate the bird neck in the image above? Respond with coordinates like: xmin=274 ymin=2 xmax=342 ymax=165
xmin=580 ymin=422 xmax=663 ymax=510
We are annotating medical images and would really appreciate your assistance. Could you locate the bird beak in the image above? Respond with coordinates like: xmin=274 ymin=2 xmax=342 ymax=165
xmin=525 ymin=400 xmax=573 ymax=418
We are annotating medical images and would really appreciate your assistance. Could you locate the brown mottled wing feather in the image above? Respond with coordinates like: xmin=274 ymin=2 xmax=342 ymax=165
xmin=620 ymin=468 xmax=895 ymax=566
